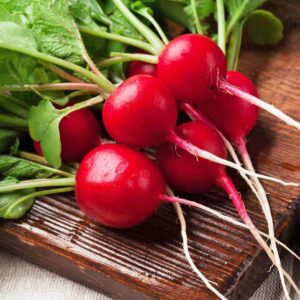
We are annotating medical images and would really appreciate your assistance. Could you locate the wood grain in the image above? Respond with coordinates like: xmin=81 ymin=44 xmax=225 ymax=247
xmin=0 ymin=0 xmax=299 ymax=299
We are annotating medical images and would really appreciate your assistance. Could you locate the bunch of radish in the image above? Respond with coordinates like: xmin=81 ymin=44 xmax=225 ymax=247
xmin=2 ymin=0 xmax=300 ymax=298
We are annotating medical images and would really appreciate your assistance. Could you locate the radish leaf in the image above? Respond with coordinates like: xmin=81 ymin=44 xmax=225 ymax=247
xmin=0 ymin=186 xmax=35 ymax=219
xmin=243 ymin=10 xmax=283 ymax=46
xmin=0 ymin=155 xmax=58 ymax=179
xmin=29 ymin=100 xmax=64 ymax=168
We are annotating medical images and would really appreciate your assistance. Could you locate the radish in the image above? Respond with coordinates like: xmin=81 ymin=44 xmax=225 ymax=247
xmin=199 ymin=70 xmax=289 ymax=298
xmin=75 ymin=143 xmax=226 ymax=299
xmin=157 ymin=34 xmax=227 ymax=104
xmin=200 ymin=71 xmax=259 ymax=141
xmin=156 ymin=34 xmax=300 ymax=129
xmin=156 ymin=120 xmax=299 ymax=294
xmin=75 ymin=143 xmax=298 ymax=298
xmin=75 ymin=144 xmax=165 ymax=228
xmin=102 ymin=74 xmax=295 ymax=183
xmin=34 ymin=104 xmax=101 ymax=162
xmin=127 ymin=60 xmax=157 ymax=77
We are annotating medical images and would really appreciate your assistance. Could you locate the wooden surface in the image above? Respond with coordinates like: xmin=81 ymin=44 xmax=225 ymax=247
xmin=0 ymin=0 xmax=300 ymax=299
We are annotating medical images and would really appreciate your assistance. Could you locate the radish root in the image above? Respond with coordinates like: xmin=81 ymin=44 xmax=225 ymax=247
xmin=236 ymin=138 xmax=291 ymax=299
xmin=167 ymin=187 xmax=227 ymax=300
xmin=163 ymin=194 xmax=300 ymax=297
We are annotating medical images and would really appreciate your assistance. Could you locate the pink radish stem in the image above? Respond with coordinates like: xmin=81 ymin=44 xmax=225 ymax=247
xmin=43 ymin=63 xmax=84 ymax=83
xmin=218 ymin=80 xmax=300 ymax=130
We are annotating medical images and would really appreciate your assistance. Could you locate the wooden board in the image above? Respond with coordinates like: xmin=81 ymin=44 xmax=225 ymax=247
xmin=0 ymin=0 xmax=299 ymax=299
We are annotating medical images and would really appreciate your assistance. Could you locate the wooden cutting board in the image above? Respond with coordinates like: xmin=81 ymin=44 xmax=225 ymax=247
xmin=0 ymin=0 xmax=299 ymax=299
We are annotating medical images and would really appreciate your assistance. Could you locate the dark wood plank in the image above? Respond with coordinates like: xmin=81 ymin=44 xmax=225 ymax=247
xmin=0 ymin=0 xmax=299 ymax=299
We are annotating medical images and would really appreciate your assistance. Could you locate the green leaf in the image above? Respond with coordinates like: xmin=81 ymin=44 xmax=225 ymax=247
xmin=28 ymin=100 xmax=64 ymax=168
xmin=0 ymin=129 xmax=19 ymax=154
xmin=224 ymin=0 xmax=265 ymax=18
xmin=156 ymin=0 xmax=194 ymax=32
xmin=68 ymin=0 xmax=111 ymax=27
xmin=0 ymin=0 xmax=85 ymax=64
xmin=243 ymin=9 xmax=283 ymax=46
xmin=131 ymin=1 xmax=154 ymax=16
xmin=156 ymin=0 xmax=215 ymax=34
xmin=184 ymin=0 xmax=216 ymax=21
xmin=225 ymin=0 xmax=266 ymax=36
xmin=0 ymin=155 xmax=58 ymax=179
xmin=0 ymin=21 xmax=41 ymax=85
xmin=0 ymin=21 xmax=37 ymax=50
xmin=0 ymin=187 xmax=35 ymax=219
xmin=108 ymin=0 xmax=145 ymax=40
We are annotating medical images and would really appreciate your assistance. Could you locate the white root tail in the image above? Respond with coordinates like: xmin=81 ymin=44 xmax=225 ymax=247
xmin=165 ymin=194 xmax=300 ymax=297
xmin=236 ymin=139 xmax=290 ymax=300
xmin=167 ymin=187 xmax=227 ymax=300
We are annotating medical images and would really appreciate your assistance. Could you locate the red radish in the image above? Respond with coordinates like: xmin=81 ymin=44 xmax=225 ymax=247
xmin=75 ymin=143 xmax=226 ymax=298
xmin=102 ymin=75 xmax=177 ymax=148
xmin=102 ymin=74 xmax=291 ymax=180
xmin=201 ymin=71 xmax=259 ymax=141
xmin=197 ymin=71 xmax=289 ymax=297
xmin=75 ymin=144 xmax=165 ymax=228
xmin=156 ymin=121 xmax=279 ymax=267
xmin=127 ymin=60 xmax=157 ymax=77
xmin=157 ymin=34 xmax=300 ymax=129
xmin=157 ymin=34 xmax=227 ymax=104
xmin=34 ymin=104 xmax=101 ymax=162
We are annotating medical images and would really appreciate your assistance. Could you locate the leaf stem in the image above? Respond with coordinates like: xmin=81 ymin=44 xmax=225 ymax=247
xmin=61 ymin=95 xmax=104 ymax=116
xmin=79 ymin=26 xmax=158 ymax=55
xmin=97 ymin=57 xmax=132 ymax=69
xmin=111 ymin=0 xmax=164 ymax=52
xmin=191 ymin=0 xmax=203 ymax=34
xmin=133 ymin=8 xmax=169 ymax=44
xmin=0 ymin=177 xmax=75 ymax=193
xmin=5 ymin=187 xmax=74 ymax=216
xmin=110 ymin=52 xmax=158 ymax=64
xmin=0 ymin=83 xmax=102 ymax=93
xmin=18 ymin=151 xmax=77 ymax=175
xmin=0 ymin=113 xmax=27 ymax=128
xmin=42 ymin=63 xmax=84 ymax=83
xmin=227 ymin=23 xmax=243 ymax=70
xmin=0 ymin=42 xmax=115 ymax=93
xmin=0 ymin=95 xmax=28 ymax=118
xmin=216 ymin=0 xmax=226 ymax=53
xmin=226 ymin=0 xmax=248 ymax=39
xmin=17 ymin=151 xmax=74 ymax=177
